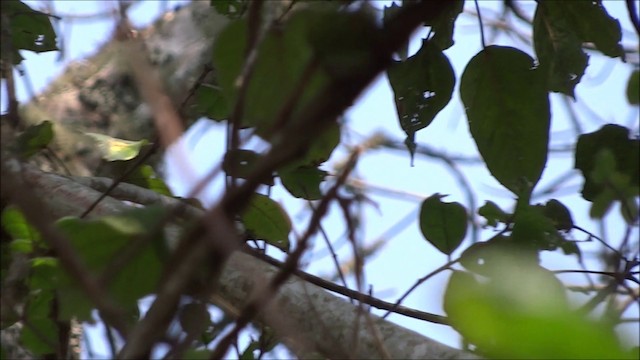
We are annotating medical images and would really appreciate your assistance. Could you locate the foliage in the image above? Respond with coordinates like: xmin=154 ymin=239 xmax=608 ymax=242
xmin=1 ymin=0 xmax=638 ymax=359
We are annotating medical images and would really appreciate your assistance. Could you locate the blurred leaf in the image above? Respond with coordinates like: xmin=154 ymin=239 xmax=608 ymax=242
xmin=533 ymin=2 xmax=588 ymax=97
xmin=85 ymin=133 xmax=148 ymax=162
xmin=2 ymin=206 xmax=40 ymax=245
xmin=127 ymin=165 xmax=173 ymax=197
xmin=20 ymin=318 xmax=57 ymax=355
xmin=15 ymin=121 xmax=54 ymax=159
xmin=241 ymin=194 xmax=291 ymax=252
xmin=55 ymin=206 xmax=167 ymax=320
xmin=626 ymin=70 xmax=639 ymax=105
xmin=575 ymin=124 xmax=640 ymax=202
xmin=1 ymin=0 xmax=58 ymax=64
xmin=419 ymin=194 xmax=467 ymax=255
xmin=460 ymin=46 xmax=550 ymax=198
xmin=444 ymin=260 xmax=629 ymax=359
xmin=388 ymin=39 xmax=455 ymax=162
xmin=195 ymin=85 xmax=229 ymax=120
xmin=477 ymin=201 xmax=510 ymax=227
xmin=211 ymin=0 xmax=246 ymax=18
xmin=279 ymin=166 xmax=327 ymax=200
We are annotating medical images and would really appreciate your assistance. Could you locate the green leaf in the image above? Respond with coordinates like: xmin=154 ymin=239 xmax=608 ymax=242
xmin=626 ymin=70 xmax=639 ymax=105
xmin=2 ymin=206 xmax=40 ymax=244
xmin=85 ymin=133 xmax=148 ymax=162
xmin=1 ymin=1 xmax=58 ymax=64
xmin=388 ymin=39 xmax=455 ymax=161
xmin=444 ymin=261 xmax=629 ymax=359
xmin=241 ymin=194 xmax=291 ymax=252
xmin=575 ymin=124 xmax=640 ymax=202
xmin=127 ymin=165 xmax=173 ymax=197
xmin=279 ymin=166 xmax=327 ymax=200
xmin=179 ymin=302 xmax=211 ymax=336
xmin=211 ymin=0 xmax=246 ymax=18
xmin=460 ymin=46 xmax=550 ymax=197
xmin=477 ymin=201 xmax=510 ymax=227
xmin=538 ymin=1 xmax=622 ymax=59
xmin=54 ymin=206 xmax=167 ymax=320
xmin=213 ymin=11 xmax=330 ymax=139
xmin=195 ymin=85 xmax=229 ymax=120
xmin=20 ymin=318 xmax=58 ymax=355
xmin=533 ymin=2 xmax=588 ymax=97
xmin=419 ymin=194 xmax=467 ymax=255
xmin=15 ymin=121 xmax=54 ymax=159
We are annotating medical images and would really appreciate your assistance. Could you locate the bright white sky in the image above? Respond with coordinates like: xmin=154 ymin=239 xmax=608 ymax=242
xmin=3 ymin=1 xmax=639 ymax=358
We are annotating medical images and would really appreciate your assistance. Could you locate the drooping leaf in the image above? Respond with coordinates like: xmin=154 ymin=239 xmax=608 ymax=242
xmin=85 ymin=133 xmax=148 ymax=162
xmin=542 ymin=199 xmax=574 ymax=231
xmin=54 ymin=206 xmax=167 ymax=320
xmin=460 ymin=46 xmax=550 ymax=198
xmin=15 ymin=121 xmax=54 ymax=159
xmin=533 ymin=2 xmax=589 ymax=97
xmin=127 ymin=165 xmax=174 ymax=197
xmin=419 ymin=194 xmax=467 ymax=255
xmin=626 ymin=70 xmax=639 ymax=105
xmin=279 ymin=166 xmax=327 ymax=200
xmin=388 ymin=39 xmax=455 ymax=162
xmin=241 ymin=193 xmax=291 ymax=252
xmin=575 ymin=124 xmax=640 ymax=202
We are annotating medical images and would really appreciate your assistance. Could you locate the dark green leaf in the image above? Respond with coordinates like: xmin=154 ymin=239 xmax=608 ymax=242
xmin=575 ymin=124 xmax=640 ymax=201
xmin=211 ymin=0 xmax=246 ymax=18
xmin=388 ymin=40 xmax=455 ymax=161
xmin=477 ymin=201 xmax=510 ymax=227
xmin=419 ymin=194 xmax=467 ymax=255
xmin=626 ymin=70 xmax=639 ymax=105
xmin=460 ymin=46 xmax=550 ymax=197
xmin=1 ymin=1 xmax=58 ymax=64
xmin=279 ymin=166 xmax=327 ymax=200
xmin=179 ymin=302 xmax=211 ymax=336
xmin=55 ymin=206 xmax=167 ymax=320
xmin=533 ymin=2 xmax=588 ymax=97
xmin=20 ymin=318 xmax=57 ymax=355
xmin=195 ymin=85 xmax=229 ymax=120
xmin=241 ymin=193 xmax=291 ymax=252
xmin=15 ymin=121 xmax=54 ymax=159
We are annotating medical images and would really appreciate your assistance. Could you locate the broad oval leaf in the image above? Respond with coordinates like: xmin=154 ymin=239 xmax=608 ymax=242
xmin=279 ymin=166 xmax=327 ymax=200
xmin=241 ymin=193 xmax=291 ymax=252
xmin=460 ymin=46 xmax=550 ymax=198
xmin=626 ymin=70 xmax=639 ymax=105
xmin=388 ymin=39 xmax=455 ymax=161
xmin=419 ymin=194 xmax=467 ymax=255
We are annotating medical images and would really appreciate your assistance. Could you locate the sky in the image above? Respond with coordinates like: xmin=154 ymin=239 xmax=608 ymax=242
xmin=2 ymin=0 xmax=639 ymax=358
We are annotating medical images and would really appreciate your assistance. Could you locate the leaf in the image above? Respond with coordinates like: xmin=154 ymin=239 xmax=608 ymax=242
xmin=2 ymin=206 xmax=40 ymax=244
xmin=419 ymin=194 xmax=467 ymax=255
xmin=477 ymin=201 xmax=510 ymax=227
xmin=20 ymin=318 xmax=58 ymax=355
xmin=444 ymin=260 xmax=628 ymax=359
xmin=127 ymin=165 xmax=173 ymax=197
xmin=195 ymin=85 xmax=229 ymax=120
xmin=533 ymin=2 xmax=588 ymax=97
xmin=575 ymin=124 xmax=640 ymax=202
xmin=179 ymin=302 xmax=211 ymax=336
xmin=1 ymin=1 xmax=58 ymax=64
xmin=85 ymin=133 xmax=148 ymax=162
xmin=211 ymin=0 xmax=246 ymax=18
xmin=279 ymin=166 xmax=327 ymax=200
xmin=540 ymin=1 xmax=622 ymax=59
xmin=15 ymin=121 xmax=54 ymax=159
xmin=460 ymin=46 xmax=550 ymax=198
xmin=626 ymin=70 xmax=639 ymax=105
xmin=241 ymin=194 xmax=291 ymax=252
xmin=388 ymin=39 xmax=455 ymax=161
xmin=55 ymin=206 xmax=167 ymax=320
xmin=213 ymin=11 xmax=329 ymax=139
